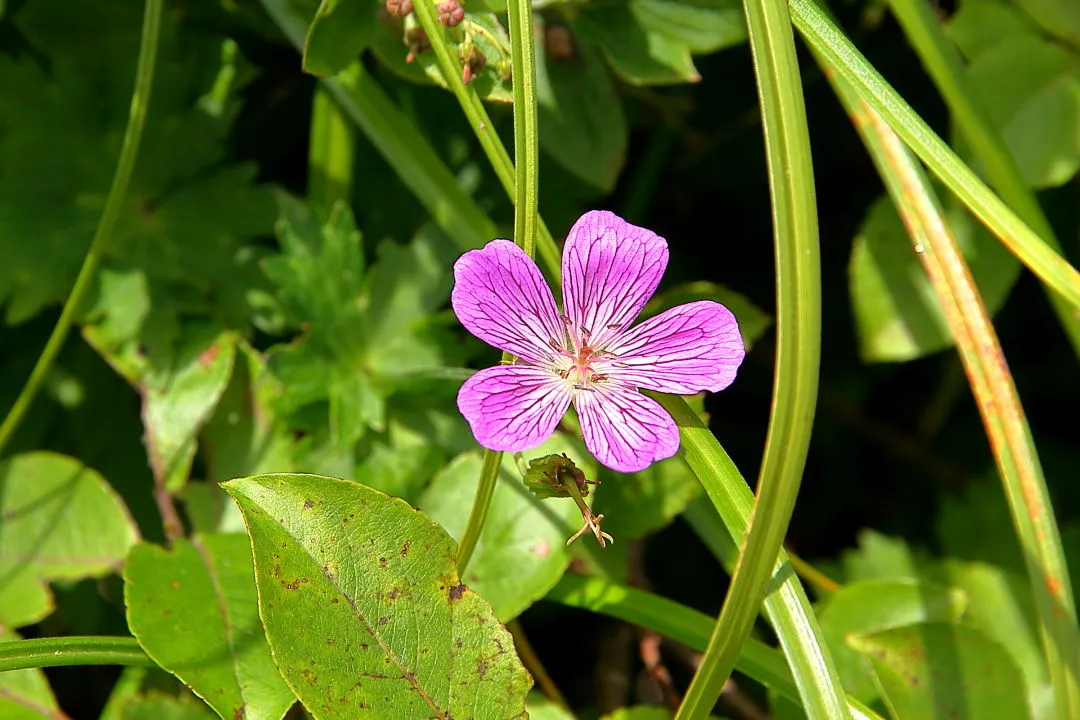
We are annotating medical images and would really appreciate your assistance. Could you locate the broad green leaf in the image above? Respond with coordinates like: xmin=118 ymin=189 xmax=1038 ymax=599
xmin=125 ymin=534 xmax=296 ymax=720
xmin=202 ymin=343 xmax=298 ymax=484
xmin=642 ymin=280 xmax=772 ymax=349
xmin=965 ymin=34 xmax=1080 ymax=188
xmin=526 ymin=694 xmax=575 ymax=720
xmin=817 ymin=579 xmax=967 ymax=704
xmin=369 ymin=11 xmax=514 ymax=102
xmin=1014 ymin=0 xmax=1080 ymax=46
xmin=419 ymin=434 xmax=589 ymax=621
xmin=849 ymin=622 xmax=1028 ymax=719
xmin=114 ymin=690 xmax=218 ymax=720
xmin=143 ymin=331 xmax=237 ymax=492
xmin=927 ymin=560 xmax=1049 ymax=719
xmin=0 ymin=628 xmax=64 ymax=720
xmin=303 ymin=0 xmax=378 ymax=76
xmin=594 ymin=457 xmax=700 ymax=540
xmin=947 ymin=0 xmax=1041 ymax=59
xmin=574 ymin=10 xmax=700 ymax=85
xmin=536 ymin=20 xmax=627 ymax=192
xmin=223 ymin=473 xmax=533 ymax=719
xmin=629 ymin=0 xmax=746 ymax=54
xmin=0 ymin=1 xmax=275 ymax=328
xmin=849 ymin=194 xmax=1020 ymax=362
xmin=0 ymin=452 xmax=139 ymax=628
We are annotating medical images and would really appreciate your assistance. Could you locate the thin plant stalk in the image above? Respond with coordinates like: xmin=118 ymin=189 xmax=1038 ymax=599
xmin=885 ymin=0 xmax=1080 ymax=359
xmin=408 ymin=0 xmax=558 ymax=274
xmin=788 ymin=0 xmax=1080 ymax=314
xmin=548 ymin=575 xmax=884 ymax=720
xmin=0 ymin=637 xmax=154 ymax=672
xmin=449 ymin=0 xmax=542 ymax=573
xmin=0 ymin=0 xmax=163 ymax=458
xmin=674 ymin=0 xmax=827 ymax=712
xmin=829 ymin=72 xmax=1080 ymax=718
xmin=308 ymin=83 xmax=356 ymax=207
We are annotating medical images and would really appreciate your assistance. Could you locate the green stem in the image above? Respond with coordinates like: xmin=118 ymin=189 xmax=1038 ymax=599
xmin=0 ymin=637 xmax=155 ymax=672
xmin=308 ymin=81 xmax=356 ymax=207
xmin=675 ymin=0 xmax=824 ymax=714
xmin=885 ymin=0 xmax=1080 ymax=358
xmin=446 ymin=0 xmax=541 ymax=573
xmin=0 ymin=0 xmax=163 ymax=458
xmin=547 ymin=575 xmax=883 ymax=720
xmin=827 ymin=70 xmax=1080 ymax=720
xmin=409 ymin=0 xmax=558 ymax=275
xmin=788 ymin=0 xmax=1080 ymax=313
xmin=652 ymin=394 xmax=850 ymax=720
xmin=505 ymin=0 xmax=540 ymax=258
xmin=456 ymin=446 xmax=502 ymax=571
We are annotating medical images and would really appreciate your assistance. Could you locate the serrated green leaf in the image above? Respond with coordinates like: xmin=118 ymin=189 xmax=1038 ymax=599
xmin=536 ymin=20 xmax=627 ymax=191
xmin=0 ymin=452 xmax=139 ymax=628
xmin=125 ymin=535 xmax=296 ymax=720
xmin=223 ymin=473 xmax=533 ymax=719
xmin=143 ymin=331 xmax=237 ymax=492
xmin=965 ymin=34 xmax=1080 ymax=188
xmin=304 ymin=0 xmax=378 ymax=76
xmin=629 ymin=0 xmax=746 ymax=54
xmin=642 ymin=280 xmax=772 ymax=350
xmin=0 ymin=628 xmax=64 ymax=720
xmin=574 ymin=10 xmax=699 ymax=86
xmin=946 ymin=0 xmax=1041 ymax=60
xmin=595 ymin=456 xmax=699 ymax=540
xmin=849 ymin=622 xmax=1028 ymax=719
xmin=849 ymin=194 xmax=1020 ymax=362
xmin=838 ymin=530 xmax=922 ymax=582
xmin=419 ymin=434 xmax=590 ymax=621
xmin=817 ymin=579 xmax=968 ymax=704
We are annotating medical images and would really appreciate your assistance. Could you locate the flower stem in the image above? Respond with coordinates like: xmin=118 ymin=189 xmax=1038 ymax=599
xmin=548 ymin=575 xmax=884 ymax=720
xmin=505 ymin=0 xmax=540 ymax=258
xmin=308 ymin=80 xmax=355 ymax=208
xmin=0 ymin=0 xmax=162 ymax=459
xmin=652 ymin=393 xmax=850 ymax=720
xmin=674 ymin=0 xmax=829 ymax=714
xmin=788 ymin=0 xmax=1080 ymax=315
xmin=827 ymin=68 xmax=1080 ymax=719
xmin=0 ymin=637 xmax=155 ymax=672
xmin=456 ymin=447 xmax=501 ymax=571
xmin=409 ymin=0 xmax=559 ymax=275
xmin=885 ymin=0 xmax=1080 ymax=359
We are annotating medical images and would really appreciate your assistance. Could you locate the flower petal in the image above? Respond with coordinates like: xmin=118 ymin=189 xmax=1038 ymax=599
xmin=457 ymin=365 xmax=571 ymax=452
xmin=574 ymin=383 xmax=680 ymax=472
xmin=561 ymin=211 xmax=668 ymax=350
xmin=606 ymin=300 xmax=746 ymax=393
xmin=453 ymin=239 xmax=564 ymax=363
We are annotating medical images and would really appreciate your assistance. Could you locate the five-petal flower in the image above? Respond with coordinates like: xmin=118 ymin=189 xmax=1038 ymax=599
xmin=452 ymin=210 xmax=746 ymax=473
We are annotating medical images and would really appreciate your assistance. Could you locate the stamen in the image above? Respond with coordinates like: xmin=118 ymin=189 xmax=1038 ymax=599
xmin=573 ymin=385 xmax=596 ymax=392
xmin=561 ymin=314 xmax=572 ymax=325
xmin=606 ymin=323 xmax=621 ymax=330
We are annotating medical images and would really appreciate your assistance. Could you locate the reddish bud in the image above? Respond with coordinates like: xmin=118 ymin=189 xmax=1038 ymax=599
xmin=385 ymin=0 xmax=413 ymax=15
xmin=437 ymin=0 xmax=465 ymax=26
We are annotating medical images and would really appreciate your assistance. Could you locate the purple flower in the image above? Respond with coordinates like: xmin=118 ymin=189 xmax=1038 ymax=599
xmin=452 ymin=210 xmax=746 ymax=473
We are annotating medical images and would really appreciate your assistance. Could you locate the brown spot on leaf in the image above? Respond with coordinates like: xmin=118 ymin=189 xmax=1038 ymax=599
xmin=477 ymin=660 xmax=489 ymax=677
xmin=170 ymin=581 xmax=180 ymax=589
xmin=379 ymin=557 xmax=388 ymax=568
xmin=285 ymin=578 xmax=302 ymax=590
xmin=401 ymin=540 xmax=411 ymax=557
xmin=303 ymin=499 xmax=314 ymax=509
xmin=378 ymin=617 xmax=389 ymax=625
xmin=449 ymin=583 xmax=468 ymax=601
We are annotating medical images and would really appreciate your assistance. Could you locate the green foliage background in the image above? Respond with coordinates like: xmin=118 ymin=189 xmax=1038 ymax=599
xmin=2 ymin=0 xmax=1080 ymax=717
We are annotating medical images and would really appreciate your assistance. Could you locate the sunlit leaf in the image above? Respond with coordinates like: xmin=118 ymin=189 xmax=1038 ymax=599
xmin=125 ymin=534 xmax=296 ymax=720
xmin=0 ymin=452 xmax=139 ymax=628
xmin=628 ymin=0 xmax=746 ymax=54
xmin=419 ymin=434 xmax=590 ymax=621
xmin=817 ymin=578 xmax=967 ymax=704
xmin=849 ymin=194 xmax=1020 ymax=362
xmin=223 ymin=473 xmax=533 ymax=719
xmin=849 ymin=622 xmax=1028 ymax=719
xmin=574 ymin=10 xmax=699 ymax=86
